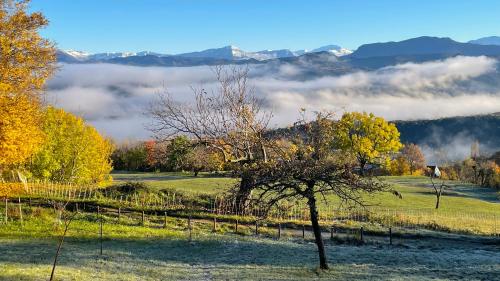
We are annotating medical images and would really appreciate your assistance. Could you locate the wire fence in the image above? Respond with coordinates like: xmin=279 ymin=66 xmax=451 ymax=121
xmin=1 ymin=182 xmax=498 ymax=237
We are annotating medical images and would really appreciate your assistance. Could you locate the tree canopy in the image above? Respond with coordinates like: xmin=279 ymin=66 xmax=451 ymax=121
xmin=150 ymin=66 xmax=271 ymax=206
xmin=335 ymin=112 xmax=402 ymax=175
xmin=401 ymin=143 xmax=426 ymax=174
xmin=27 ymin=107 xmax=113 ymax=185
xmin=251 ymin=112 xmax=387 ymax=269
xmin=0 ymin=0 xmax=55 ymax=170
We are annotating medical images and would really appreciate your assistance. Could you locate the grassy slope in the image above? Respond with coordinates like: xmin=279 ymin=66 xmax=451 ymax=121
xmin=111 ymin=172 xmax=500 ymax=234
xmin=112 ymin=171 xmax=237 ymax=195
xmin=112 ymin=172 xmax=499 ymax=214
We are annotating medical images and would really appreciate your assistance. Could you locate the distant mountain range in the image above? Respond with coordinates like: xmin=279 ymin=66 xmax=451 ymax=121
xmin=57 ymin=44 xmax=352 ymax=64
xmin=57 ymin=36 xmax=500 ymax=69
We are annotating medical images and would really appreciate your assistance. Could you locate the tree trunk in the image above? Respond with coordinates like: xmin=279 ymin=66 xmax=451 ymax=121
xmin=307 ymin=190 xmax=329 ymax=270
xmin=359 ymin=160 xmax=366 ymax=176
xmin=235 ymin=174 xmax=254 ymax=213
xmin=194 ymin=171 xmax=199 ymax=177
xmin=435 ymin=193 xmax=441 ymax=209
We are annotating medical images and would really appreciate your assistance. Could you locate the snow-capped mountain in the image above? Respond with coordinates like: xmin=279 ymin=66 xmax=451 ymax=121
xmin=177 ymin=45 xmax=298 ymax=60
xmin=58 ymin=50 xmax=168 ymax=62
xmin=57 ymin=44 xmax=352 ymax=63
xmin=61 ymin=50 xmax=90 ymax=60
xmin=294 ymin=45 xmax=353 ymax=57
xmin=311 ymin=45 xmax=353 ymax=56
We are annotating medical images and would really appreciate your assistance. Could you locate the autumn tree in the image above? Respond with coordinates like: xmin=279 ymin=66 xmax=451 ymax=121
xmin=184 ymin=146 xmax=224 ymax=176
xmin=144 ymin=140 xmax=157 ymax=169
xmin=335 ymin=112 xmax=402 ymax=175
xmin=150 ymin=65 xmax=271 ymax=207
xmin=0 ymin=0 xmax=56 ymax=175
xmin=389 ymin=155 xmax=411 ymax=176
xmin=27 ymin=107 xmax=113 ymax=185
xmin=251 ymin=113 xmax=387 ymax=270
xmin=401 ymin=143 xmax=425 ymax=174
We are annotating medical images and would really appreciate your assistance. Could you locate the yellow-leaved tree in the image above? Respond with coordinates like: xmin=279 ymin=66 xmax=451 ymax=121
xmin=27 ymin=107 xmax=114 ymax=185
xmin=0 ymin=0 xmax=55 ymax=174
xmin=335 ymin=112 xmax=402 ymax=175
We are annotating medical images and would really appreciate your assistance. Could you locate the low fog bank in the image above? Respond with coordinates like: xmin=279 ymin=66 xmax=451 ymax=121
xmin=46 ymin=56 xmax=500 ymax=160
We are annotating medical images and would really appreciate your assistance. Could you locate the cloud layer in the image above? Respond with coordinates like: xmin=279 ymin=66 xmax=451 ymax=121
xmin=46 ymin=56 xmax=500 ymax=141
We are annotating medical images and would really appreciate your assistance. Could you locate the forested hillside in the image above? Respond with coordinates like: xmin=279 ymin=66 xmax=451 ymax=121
xmin=394 ymin=113 xmax=500 ymax=154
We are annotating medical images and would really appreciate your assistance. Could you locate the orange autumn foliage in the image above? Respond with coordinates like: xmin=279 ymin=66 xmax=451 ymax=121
xmin=0 ymin=0 xmax=56 ymax=169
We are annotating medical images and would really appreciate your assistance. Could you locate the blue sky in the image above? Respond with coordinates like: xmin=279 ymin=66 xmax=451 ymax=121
xmin=31 ymin=0 xmax=500 ymax=54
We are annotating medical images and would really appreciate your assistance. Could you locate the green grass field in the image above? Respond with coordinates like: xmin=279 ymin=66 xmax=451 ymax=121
xmin=111 ymin=172 xmax=500 ymax=234
xmin=0 ymin=210 xmax=498 ymax=281
xmin=1 ymin=173 xmax=498 ymax=280
xmin=111 ymin=172 xmax=500 ymax=211
xmin=112 ymin=171 xmax=237 ymax=195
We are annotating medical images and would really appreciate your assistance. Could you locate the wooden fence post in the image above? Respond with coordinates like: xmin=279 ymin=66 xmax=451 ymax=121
xmin=278 ymin=223 xmax=281 ymax=239
xmin=118 ymin=207 xmax=121 ymax=221
xmin=389 ymin=227 xmax=393 ymax=245
xmin=4 ymin=197 xmax=8 ymax=224
xmin=100 ymin=217 xmax=103 ymax=255
xmin=330 ymin=226 xmax=334 ymax=240
xmin=255 ymin=220 xmax=258 ymax=235
xmin=142 ymin=210 xmax=145 ymax=226
xmin=235 ymin=219 xmax=238 ymax=233
xmin=188 ymin=216 xmax=192 ymax=242
xmin=18 ymin=197 xmax=22 ymax=226
xmin=164 ymin=212 xmax=167 ymax=229
xmin=213 ymin=217 xmax=217 ymax=232
xmin=302 ymin=224 xmax=305 ymax=239
xmin=360 ymin=227 xmax=364 ymax=243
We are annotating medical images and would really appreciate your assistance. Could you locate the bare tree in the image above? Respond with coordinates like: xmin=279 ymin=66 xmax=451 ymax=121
xmin=250 ymin=113 xmax=389 ymax=270
xmin=49 ymin=200 xmax=78 ymax=281
xmin=429 ymin=166 xmax=449 ymax=209
xmin=149 ymin=65 xmax=271 ymax=206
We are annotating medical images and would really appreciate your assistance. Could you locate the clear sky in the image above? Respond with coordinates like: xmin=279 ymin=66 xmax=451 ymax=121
xmin=30 ymin=0 xmax=500 ymax=54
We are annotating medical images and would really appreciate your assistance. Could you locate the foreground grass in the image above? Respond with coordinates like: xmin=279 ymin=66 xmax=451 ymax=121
xmin=0 ymin=213 xmax=499 ymax=281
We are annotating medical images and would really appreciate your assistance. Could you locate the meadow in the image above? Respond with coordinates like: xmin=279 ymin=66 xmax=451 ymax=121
xmin=111 ymin=172 xmax=500 ymax=235
xmin=1 ymin=209 xmax=499 ymax=281
xmin=0 ymin=173 xmax=499 ymax=280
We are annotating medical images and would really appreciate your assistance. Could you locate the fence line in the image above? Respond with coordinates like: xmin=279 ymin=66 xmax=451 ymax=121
xmin=0 ymin=182 xmax=498 ymax=236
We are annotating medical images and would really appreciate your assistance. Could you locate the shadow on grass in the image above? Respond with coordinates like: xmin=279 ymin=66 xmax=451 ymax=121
xmin=412 ymin=186 xmax=500 ymax=203
xmin=1 ymin=235 xmax=499 ymax=280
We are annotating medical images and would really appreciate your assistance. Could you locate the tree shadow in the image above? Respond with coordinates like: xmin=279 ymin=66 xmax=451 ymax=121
xmin=0 ymin=235 xmax=498 ymax=280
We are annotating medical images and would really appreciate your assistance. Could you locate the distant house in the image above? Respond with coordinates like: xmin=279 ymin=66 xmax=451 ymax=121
xmin=426 ymin=165 xmax=441 ymax=178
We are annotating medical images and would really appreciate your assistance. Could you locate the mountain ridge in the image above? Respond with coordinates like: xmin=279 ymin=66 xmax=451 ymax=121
xmin=469 ymin=36 xmax=500 ymax=46
xmin=57 ymin=44 xmax=352 ymax=63
xmin=351 ymin=36 xmax=500 ymax=58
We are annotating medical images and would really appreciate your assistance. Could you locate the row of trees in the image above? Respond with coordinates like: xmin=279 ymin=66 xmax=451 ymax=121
xmin=111 ymin=137 xmax=224 ymax=175
xmin=437 ymin=157 xmax=500 ymax=189
xmin=0 ymin=1 xmax=112 ymax=185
